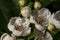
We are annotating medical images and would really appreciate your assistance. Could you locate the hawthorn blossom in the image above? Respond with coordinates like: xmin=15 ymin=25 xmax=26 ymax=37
xmin=37 ymin=8 xmax=51 ymax=26
xmin=30 ymin=8 xmax=51 ymax=26
xmin=29 ymin=8 xmax=52 ymax=31
xmin=8 ymin=17 xmax=31 ymax=36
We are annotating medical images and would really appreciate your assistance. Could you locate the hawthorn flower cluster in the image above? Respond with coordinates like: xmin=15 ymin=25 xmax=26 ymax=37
xmin=1 ymin=0 xmax=60 ymax=40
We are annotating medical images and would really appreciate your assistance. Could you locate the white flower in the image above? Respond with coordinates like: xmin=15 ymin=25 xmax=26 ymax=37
xmin=34 ymin=28 xmax=53 ymax=40
xmin=21 ymin=6 xmax=31 ymax=18
xmin=8 ymin=17 xmax=31 ymax=36
xmin=34 ymin=2 xmax=41 ymax=9
xmin=49 ymin=11 xmax=60 ymax=29
xmin=19 ymin=0 xmax=25 ymax=7
xmin=37 ymin=8 xmax=51 ymax=26
xmin=29 ymin=8 xmax=51 ymax=31
xmin=1 ymin=33 xmax=16 ymax=40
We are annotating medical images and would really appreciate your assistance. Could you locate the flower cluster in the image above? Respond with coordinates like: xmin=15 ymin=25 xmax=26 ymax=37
xmin=1 ymin=0 xmax=60 ymax=40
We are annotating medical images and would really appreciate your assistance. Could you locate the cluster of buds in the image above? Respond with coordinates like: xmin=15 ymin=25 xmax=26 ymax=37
xmin=18 ymin=0 xmax=41 ymax=9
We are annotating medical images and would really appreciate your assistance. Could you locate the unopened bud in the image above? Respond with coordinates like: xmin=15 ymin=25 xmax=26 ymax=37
xmin=34 ymin=2 xmax=41 ymax=9
xmin=48 ymin=24 xmax=55 ymax=31
xmin=19 ymin=0 xmax=25 ymax=7
xmin=21 ymin=6 xmax=31 ymax=18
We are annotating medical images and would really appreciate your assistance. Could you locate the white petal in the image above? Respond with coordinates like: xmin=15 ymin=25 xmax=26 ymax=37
xmin=23 ymin=18 xmax=30 ymax=28
xmin=1 ymin=33 xmax=13 ymax=40
xmin=21 ymin=27 xmax=31 ymax=36
xmin=12 ymin=30 xmax=22 ymax=36
xmin=38 ymin=8 xmax=51 ymax=19
xmin=29 ymin=15 xmax=36 ymax=23
xmin=1 ymin=33 xmax=7 ymax=40
xmin=49 ymin=13 xmax=54 ymax=24
xmin=52 ymin=19 xmax=60 ymax=29
xmin=34 ymin=28 xmax=44 ymax=36
xmin=35 ymin=23 xmax=45 ymax=31
xmin=3 ymin=35 xmax=11 ymax=40
xmin=8 ymin=23 xmax=15 ymax=31
xmin=21 ymin=18 xmax=30 ymax=32
xmin=11 ymin=34 xmax=16 ymax=40
xmin=45 ymin=32 xmax=53 ymax=40
xmin=8 ymin=17 xmax=18 ymax=31
xmin=9 ymin=17 xmax=17 ymax=24
xmin=42 ymin=18 xmax=49 ymax=26
xmin=14 ymin=17 xmax=23 ymax=26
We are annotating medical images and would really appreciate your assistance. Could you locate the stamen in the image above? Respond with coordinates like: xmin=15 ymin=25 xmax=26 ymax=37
xmin=35 ymin=16 xmax=43 ymax=24
xmin=14 ymin=24 xmax=25 ymax=31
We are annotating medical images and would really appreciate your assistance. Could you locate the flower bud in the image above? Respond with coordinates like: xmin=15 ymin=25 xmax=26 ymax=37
xmin=21 ymin=6 xmax=31 ymax=18
xmin=48 ymin=24 xmax=55 ymax=31
xmin=34 ymin=2 xmax=41 ymax=9
xmin=19 ymin=0 xmax=25 ymax=7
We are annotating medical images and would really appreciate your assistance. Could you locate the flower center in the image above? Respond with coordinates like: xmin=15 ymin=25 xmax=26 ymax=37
xmin=14 ymin=24 xmax=25 ymax=31
xmin=35 ymin=16 xmax=43 ymax=24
